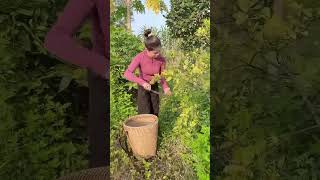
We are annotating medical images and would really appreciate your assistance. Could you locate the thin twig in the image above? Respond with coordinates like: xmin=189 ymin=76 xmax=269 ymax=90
xmin=275 ymin=124 xmax=320 ymax=140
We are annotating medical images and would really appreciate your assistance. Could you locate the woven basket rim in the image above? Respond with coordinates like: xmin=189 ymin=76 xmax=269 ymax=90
xmin=123 ymin=114 xmax=158 ymax=129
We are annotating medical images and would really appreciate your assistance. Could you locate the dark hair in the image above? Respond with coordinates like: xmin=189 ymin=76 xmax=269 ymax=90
xmin=144 ymin=29 xmax=161 ymax=51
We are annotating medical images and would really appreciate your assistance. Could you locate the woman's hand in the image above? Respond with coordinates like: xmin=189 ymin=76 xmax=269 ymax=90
xmin=142 ymin=83 xmax=151 ymax=91
xmin=164 ymin=88 xmax=172 ymax=96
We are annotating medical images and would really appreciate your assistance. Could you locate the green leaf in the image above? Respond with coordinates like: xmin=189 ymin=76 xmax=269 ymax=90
xmin=263 ymin=16 xmax=289 ymax=40
xmin=58 ymin=76 xmax=72 ymax=92
xmin=261 ymin=7 xmax=271 ymax=18
xmin=239 ymin=109 xmax=252 ymax=129
xmin=310 ymin=143 xmax=320 ymax=155
xmin=132 ymin=0 xmax=145 ymax=14
xmin=238 ymin=0 xmax=253 ymax=12
xmin=16 ymin=9 xmax=33 ymax=16
xmin=233 ymin=11 xmax=248 ymax=25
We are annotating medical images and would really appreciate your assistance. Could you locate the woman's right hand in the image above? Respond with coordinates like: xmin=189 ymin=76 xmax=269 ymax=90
xmin=142 ymin=83 xmax=151 ymax=91
xmin=164 ymin=88 xmax=172 ymax=96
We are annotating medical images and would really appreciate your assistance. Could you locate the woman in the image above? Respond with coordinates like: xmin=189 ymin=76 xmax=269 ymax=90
xmin=124 ymin=29 xmax=172 ymax=117
xmin=44 ymin=0 xmax=109 ymax=168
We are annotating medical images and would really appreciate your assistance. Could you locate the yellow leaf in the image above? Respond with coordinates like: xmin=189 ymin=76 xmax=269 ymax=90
xmin=146 ymin=0 xmax=161 ymax=14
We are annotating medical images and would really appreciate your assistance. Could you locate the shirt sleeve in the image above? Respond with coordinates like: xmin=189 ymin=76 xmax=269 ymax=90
xmin=123 ymin=55 xmax=147 ymax=86
xmin=160 ymin=60 xmax=170 ymax=92
xmin=44 ymin=0 xmax=107 ymax=79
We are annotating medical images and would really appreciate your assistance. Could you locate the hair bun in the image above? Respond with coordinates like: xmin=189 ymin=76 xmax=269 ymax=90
xmin=144 ymin=29 xmax=152 ymax=38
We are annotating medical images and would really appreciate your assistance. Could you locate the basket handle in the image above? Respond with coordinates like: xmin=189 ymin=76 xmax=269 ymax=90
xmin=118 ymin=127 xmax=130 ymax=155
xmin=123 ymin=128 xmax=133 ymax=150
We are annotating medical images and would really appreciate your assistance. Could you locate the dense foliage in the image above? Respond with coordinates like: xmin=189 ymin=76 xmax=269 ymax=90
xmin=165 ymin=0 xmax=210 ymax=49
xmin=110 ymin=1 xmax=210 ymax=178
xmin=0 ymin=0 xmax=91 ymax=179
xmin=110 ymin=26 xmax=142 ymax=129
xmin=213 ymin=0 xmax=320 ymax=179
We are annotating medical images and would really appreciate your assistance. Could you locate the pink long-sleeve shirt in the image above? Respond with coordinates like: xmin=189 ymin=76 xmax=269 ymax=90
xmin=44 ymin=0 xmax=109 ymax=79
xmin=124 ymin=50 xmax=170 ymax=92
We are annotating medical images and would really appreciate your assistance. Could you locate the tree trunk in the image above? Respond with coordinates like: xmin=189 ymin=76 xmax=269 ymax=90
xmin=125 ymin=0 xmax=132 ymax=32
xmin=273 ymin=0 xmax=283 ymax=19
